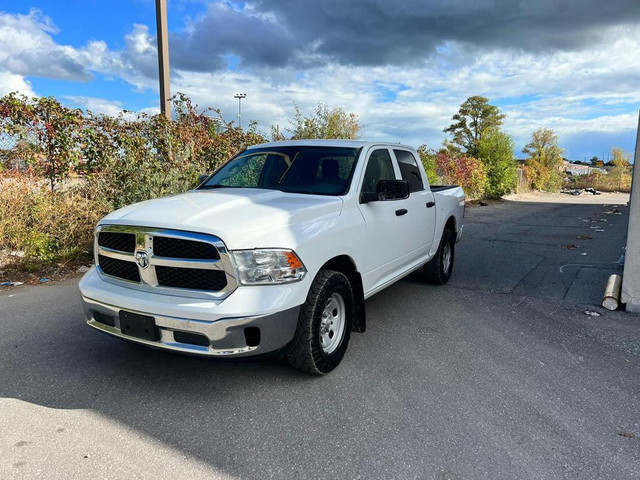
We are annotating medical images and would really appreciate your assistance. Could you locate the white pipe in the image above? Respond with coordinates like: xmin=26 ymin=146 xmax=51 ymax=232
xmin=602 ymin=274 xmax=622 ymax=311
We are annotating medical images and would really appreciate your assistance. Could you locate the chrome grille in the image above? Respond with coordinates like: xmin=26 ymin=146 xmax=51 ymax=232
xmin=156 ymin=265 xmax=227 ymax=291
xmin=153 ymin=236 xmax=219 ymax=260
xmin=98 ymin=232 xmax=136 ymax=253
xmin=98 ymin=254 xmax=140 ymax=282
xmin=95 ymin=225 xmax=237 ymax=299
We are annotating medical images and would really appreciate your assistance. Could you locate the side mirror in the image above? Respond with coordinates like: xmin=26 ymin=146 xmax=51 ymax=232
xmin=197 ymin=174 xmax=209 ymax=187
xmin=360 ymin=191 xmax=380 ymax=203
xmin=360 ymin=180 xmax=410 ymax=203
xmin=377 ymin=179 xmax=410 ymax=201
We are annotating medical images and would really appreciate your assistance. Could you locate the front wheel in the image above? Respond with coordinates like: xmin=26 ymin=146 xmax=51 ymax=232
xmin=286 ymin=270 xmax=353 ymax=375
xmin=423 ymin=229 xmax=455 ymax=285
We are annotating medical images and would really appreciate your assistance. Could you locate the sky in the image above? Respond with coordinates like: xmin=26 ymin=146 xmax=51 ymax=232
xmin=0 ymin=0 xmax=639 ymax=160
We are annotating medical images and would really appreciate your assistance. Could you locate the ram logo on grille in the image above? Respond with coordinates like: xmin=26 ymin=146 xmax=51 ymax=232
xmin=135 ymin=250 xmax=150 ymax=269
xmin=95 ymin=226 xmax=236 ymax=298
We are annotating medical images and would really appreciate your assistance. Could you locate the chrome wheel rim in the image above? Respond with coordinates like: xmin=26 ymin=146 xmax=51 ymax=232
xmin=442 ymin=242 xmax=452 ymax=274
xmin=319 ymin=293 xmax=346 ymax=354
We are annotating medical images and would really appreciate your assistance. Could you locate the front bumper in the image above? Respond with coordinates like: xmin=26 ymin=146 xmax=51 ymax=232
xmin=80 ymin=267 xmax=305 ymax=357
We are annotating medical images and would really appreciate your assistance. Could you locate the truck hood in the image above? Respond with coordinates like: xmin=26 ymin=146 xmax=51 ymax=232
xmin=99 ymin=188 xmax=344 ymax=249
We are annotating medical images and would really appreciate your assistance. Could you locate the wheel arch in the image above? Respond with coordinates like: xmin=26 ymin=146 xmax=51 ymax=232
xmin=320 ymin=255 xmax=366 ymax=333
xmin=445 ymin=215 xmax=457 ymax=234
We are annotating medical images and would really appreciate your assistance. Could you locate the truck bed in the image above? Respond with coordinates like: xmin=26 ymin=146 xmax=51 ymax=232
xmin=430 ymin=185 xmax=465 ymax=243
xmin=430 ymin=185 xmax=460 ymax=192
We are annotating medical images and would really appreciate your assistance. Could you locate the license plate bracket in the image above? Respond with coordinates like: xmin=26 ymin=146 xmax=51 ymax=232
xmin=119 ymin=311 xmax=159 ymax=341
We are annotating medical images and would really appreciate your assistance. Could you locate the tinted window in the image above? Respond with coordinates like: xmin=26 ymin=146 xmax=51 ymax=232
xmin=362 ymin=149 xmax=396 ymax=193
xmin=394 ymin=150 xmax=424 ymax=192
xmin=201 ymin=146 xmax=361 ymax=196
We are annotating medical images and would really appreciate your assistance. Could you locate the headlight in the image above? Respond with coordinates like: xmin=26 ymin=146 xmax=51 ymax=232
xmin=231 ymin=249 xmax=307 ymax=285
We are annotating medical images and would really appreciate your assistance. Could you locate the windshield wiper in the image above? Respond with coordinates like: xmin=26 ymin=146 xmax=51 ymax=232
xmin=278 ymin=188 xmax=319 ymax=195
xmin=199 ymin=184 xmax=234 ymax=190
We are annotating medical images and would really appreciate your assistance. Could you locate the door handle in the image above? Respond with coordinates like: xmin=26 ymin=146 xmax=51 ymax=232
xmin=426 ymin=201 xmax=435 ymax=208
xmin=395 ymin=209 xmax=408 ymax=216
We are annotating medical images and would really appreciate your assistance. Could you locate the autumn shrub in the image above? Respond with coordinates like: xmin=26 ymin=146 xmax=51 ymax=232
xmin=435 ymin=152 xmax=487 ymax=199
xmin=0 ymin=92 xmax=268 ymax=211
xmin=289 ymin=102 xmax=360 ymax=139
xmin=0 ymin=92 xmax=367 ymax=271
xmin=0 ymin=172 xmax=109 ymax=269
xmin=523 ymin=128 xmax=564 ymax=192
xmin=525 ymin=161 xmax=564 ymax=192
xmin=81 ymin=94 xmax=267 ymax=209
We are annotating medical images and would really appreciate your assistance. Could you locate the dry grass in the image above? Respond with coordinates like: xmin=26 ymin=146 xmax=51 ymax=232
xmin=564 ymin=170 xmax=632 ymax=193
xmin=0 ymin=173 xmax=109 ymax=272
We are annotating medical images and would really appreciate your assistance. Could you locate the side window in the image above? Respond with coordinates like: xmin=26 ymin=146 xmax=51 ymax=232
xmin=361 ymin=149 xmax=396 ymax=193
xmin=394 ymin=150 xmax=424 ymax=192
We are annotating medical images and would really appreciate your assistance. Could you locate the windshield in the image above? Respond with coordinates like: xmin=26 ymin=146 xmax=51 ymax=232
xmin=200 ymin=146 xmax=362 ymax=196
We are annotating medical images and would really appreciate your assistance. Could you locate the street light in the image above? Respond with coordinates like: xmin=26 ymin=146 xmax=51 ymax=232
xmin=234 ymin=93 xmax=247 ymax=129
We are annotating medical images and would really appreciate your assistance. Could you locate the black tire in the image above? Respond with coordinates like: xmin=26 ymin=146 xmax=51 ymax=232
xmin=424 ymin=229 xmax=455 ymax=285
xmin=286 ymin=270 xmax=353 ymax=375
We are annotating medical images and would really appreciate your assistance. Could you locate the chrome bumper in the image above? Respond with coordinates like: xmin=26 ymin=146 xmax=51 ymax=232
xmin=82 ymin=296 xmax=300 ymax=357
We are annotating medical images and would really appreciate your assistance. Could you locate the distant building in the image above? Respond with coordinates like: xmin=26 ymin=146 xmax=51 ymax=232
xmin=562 ymin=160 xmax=607 ymax=176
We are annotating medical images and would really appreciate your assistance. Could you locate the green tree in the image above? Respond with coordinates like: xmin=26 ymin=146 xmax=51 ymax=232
xmin=289 ymin=102 xmax=360 ymax=139
xmin=589 ymin=156 xmax=600 ymax=166
xmin=417 ymin=145 xmax=440 ymax=184
xmin=444 ymin=96 xmax=506 ymax=156
xmin=523 ymin=128 xmax=564 ymax=192
xmin=477 ymin=129 xmax=517 ymax=198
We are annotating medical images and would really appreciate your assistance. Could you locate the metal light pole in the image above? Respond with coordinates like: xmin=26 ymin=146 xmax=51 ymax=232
xmin=234 ymin=93 xmax=246 ymax=129
xmin=155 ymin=0 xmax=171 ymax=118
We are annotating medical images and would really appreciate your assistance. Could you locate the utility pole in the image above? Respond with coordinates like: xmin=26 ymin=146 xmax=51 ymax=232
xmin=234 ymin=93 xmax=246 ymax=129
xmin=622 ymin=111 xmax=640 ymax=312
xmin=155 ymin=0 xmax=171 ymax=119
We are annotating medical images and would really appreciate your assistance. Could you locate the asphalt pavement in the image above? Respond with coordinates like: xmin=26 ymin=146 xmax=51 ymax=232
xmin=1 ymin=193 xmax=639 ymax=479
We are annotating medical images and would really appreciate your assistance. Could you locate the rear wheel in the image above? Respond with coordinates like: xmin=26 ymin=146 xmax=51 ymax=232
xmin=286 ymin=270 xmax=353 ymax=375
xmin=424 ymin=229 xmax=455 ymax=285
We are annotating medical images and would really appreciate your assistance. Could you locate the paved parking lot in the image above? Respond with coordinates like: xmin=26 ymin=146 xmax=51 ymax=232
xmin=1 ymin=193 xmax=639 ymax=479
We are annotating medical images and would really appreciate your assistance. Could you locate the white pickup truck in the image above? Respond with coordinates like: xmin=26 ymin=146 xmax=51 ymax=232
xmin=79 ymin=140 xmax=464 ymax=374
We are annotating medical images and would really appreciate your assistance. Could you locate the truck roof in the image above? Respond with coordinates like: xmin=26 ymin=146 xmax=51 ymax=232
xmin=247 ymin=139 xmax=416 ymax=150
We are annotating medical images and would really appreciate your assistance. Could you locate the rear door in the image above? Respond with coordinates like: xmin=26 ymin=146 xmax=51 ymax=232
xmin=392 ymin=148 xmax=436 ymax=260
xmin=356 ymin=147 xmax=410 ymax=292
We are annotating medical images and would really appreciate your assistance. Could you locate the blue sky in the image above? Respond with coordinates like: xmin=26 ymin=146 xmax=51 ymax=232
xmin=0 ymin=1 xmax=638 ymax=160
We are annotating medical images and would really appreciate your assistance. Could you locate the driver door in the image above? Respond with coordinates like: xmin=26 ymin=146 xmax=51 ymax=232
xmin=356 ymin=148 xmax=410 ymax=294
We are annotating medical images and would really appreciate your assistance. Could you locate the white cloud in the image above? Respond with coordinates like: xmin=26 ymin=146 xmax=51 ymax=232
xmin=165 ymin=27 xmax=640 ymax=157
xmin=0 ymin=8 xmax=91 ymax=81
xmin=0 ymin=9 xmax=159 ymax=94
xmin=0 ymin=8 xmax=637 ymax=159
xmin=63 ymin=96 xmax=161 ymax=121
xmin=0 ymin=71 xmax=34 ymax=97
xmin=63 ymin=96 xmax=126 ymax=117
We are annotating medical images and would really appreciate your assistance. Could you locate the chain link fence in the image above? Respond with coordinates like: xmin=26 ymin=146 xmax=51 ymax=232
xmin=0 ymin=131 xmax=39 ymax=171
